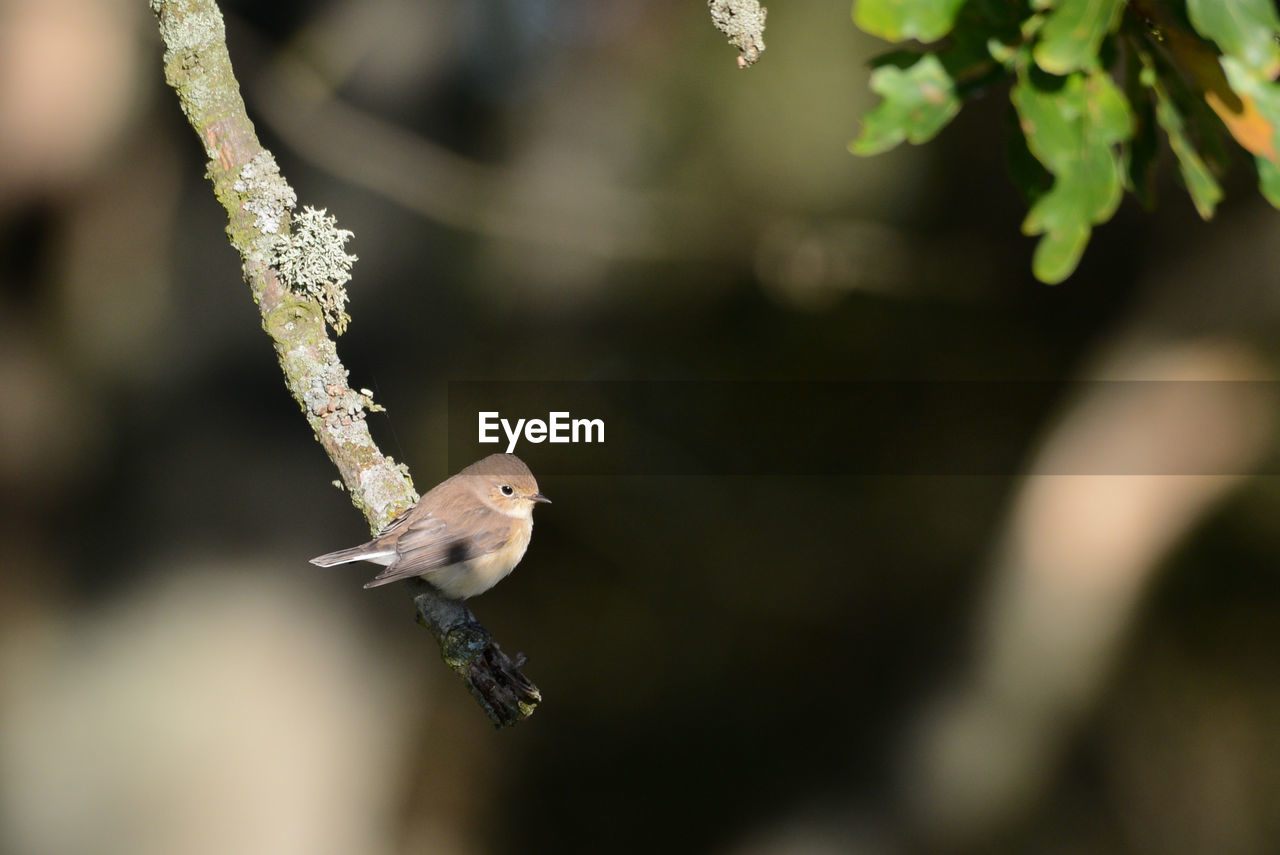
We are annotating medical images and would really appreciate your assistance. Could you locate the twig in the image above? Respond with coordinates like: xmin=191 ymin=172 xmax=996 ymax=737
xmin=149 ymin=0 xmax=539 ymax=727
xmin=708 ymin=0 xmax=767 ymax=68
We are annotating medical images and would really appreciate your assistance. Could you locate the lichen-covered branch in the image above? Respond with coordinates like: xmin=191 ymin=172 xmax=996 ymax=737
xmin=708 ymin=0 xmax=767 ymax=68
xmin=150 ymin=0 xmax=538 ymax=727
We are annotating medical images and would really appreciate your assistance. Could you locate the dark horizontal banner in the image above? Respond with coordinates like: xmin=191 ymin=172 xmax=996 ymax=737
xmin=446 ymin=381 xmax=1274 ymax=476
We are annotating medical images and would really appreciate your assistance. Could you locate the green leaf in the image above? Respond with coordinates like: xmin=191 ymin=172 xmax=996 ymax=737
xmin=1089 ymin=70 xmax=1136 ymax=144
xmin=1122 ymin=43 xmax=1158 ymax=207
xmin=850 ymin=54 xmax=960 ymax=155
xmin=1219 ymin=56 xmax=1280 ymax=162
xmin=1020 ymin=143 xmax=1120 ymax=235
xmin=1187 ymin=0 xmax=1280 ymax=77
xmin=1137 ymin=30 xmax=1232 ymax=178
xmin=1139 ymin=60 xmax=1223 ymax=219
xmin=1006 ymin=103 xmax=1054 ymax=204
xmin=938 ymin=0 xmax=1028 ymax=94
xmin=853 ymin=0 xmax=967 ymax=43
xmin=1012 ymin=69 xmax=1133 ymax=283
xmin=1257 ymin=155 xmax=1280 ymax=207
xmin=1033 ymin=0 xmax=1125 ymax=75
xmin=1031 ymin=222 xmax=1090 ymax=283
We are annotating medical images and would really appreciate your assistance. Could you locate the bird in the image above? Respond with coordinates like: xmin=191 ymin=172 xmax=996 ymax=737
xmin=310 ymin=453 xmax=550 ymax=599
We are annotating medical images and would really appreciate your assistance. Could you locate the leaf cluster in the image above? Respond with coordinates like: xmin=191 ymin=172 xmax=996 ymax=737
xmin=852 ymin=0 xmax=1280 ymax=283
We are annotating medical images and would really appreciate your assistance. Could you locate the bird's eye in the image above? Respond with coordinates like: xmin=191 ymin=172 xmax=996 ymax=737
xmin=500 ymin=485 xmax=514 ymax=496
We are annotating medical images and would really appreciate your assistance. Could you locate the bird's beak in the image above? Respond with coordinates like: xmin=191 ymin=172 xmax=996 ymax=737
xmin=531 ymin=492 xmax=552 ymax=504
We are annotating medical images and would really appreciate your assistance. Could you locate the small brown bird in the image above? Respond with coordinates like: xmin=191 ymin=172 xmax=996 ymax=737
xmin=310 ymin=453 xmax=549 ymax=599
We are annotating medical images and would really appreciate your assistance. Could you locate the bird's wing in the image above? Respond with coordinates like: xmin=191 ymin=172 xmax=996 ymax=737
xmin=363 ymin=506 xmax=513 ymax=588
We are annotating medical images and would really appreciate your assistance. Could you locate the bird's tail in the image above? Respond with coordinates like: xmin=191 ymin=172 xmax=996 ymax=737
xmin=310 ymin=544 xmax=391 ymax=566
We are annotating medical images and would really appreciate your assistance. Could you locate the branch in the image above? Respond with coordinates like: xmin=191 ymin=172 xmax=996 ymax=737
xmin=708 ymin=0 xmax=767 ymax=68
xmin=150 ymin=0 xmax=540 ymax=727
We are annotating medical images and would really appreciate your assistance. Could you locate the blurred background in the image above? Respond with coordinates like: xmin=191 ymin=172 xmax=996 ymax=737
xmin=4 ymin=1 xmax=1280 ymax=853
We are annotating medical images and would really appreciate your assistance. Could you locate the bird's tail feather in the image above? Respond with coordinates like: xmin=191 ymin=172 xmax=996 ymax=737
xmin=310 ymin=545 xmax=392 ymax=566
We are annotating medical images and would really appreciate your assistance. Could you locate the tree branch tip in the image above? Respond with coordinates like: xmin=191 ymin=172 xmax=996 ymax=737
xmin=708 ymin=0 xmax=767 ymax=68
xmin=441 ymin=623 xmax=493 ymax=669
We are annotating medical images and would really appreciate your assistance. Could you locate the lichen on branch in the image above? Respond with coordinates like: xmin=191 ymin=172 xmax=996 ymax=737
xmin=708 ymin=0 xmax=767 ymax=68
xmin=233 ymin=150 xmax=297 ymax=236
xmin=271 ymin=206 xmax=357 ymax=335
